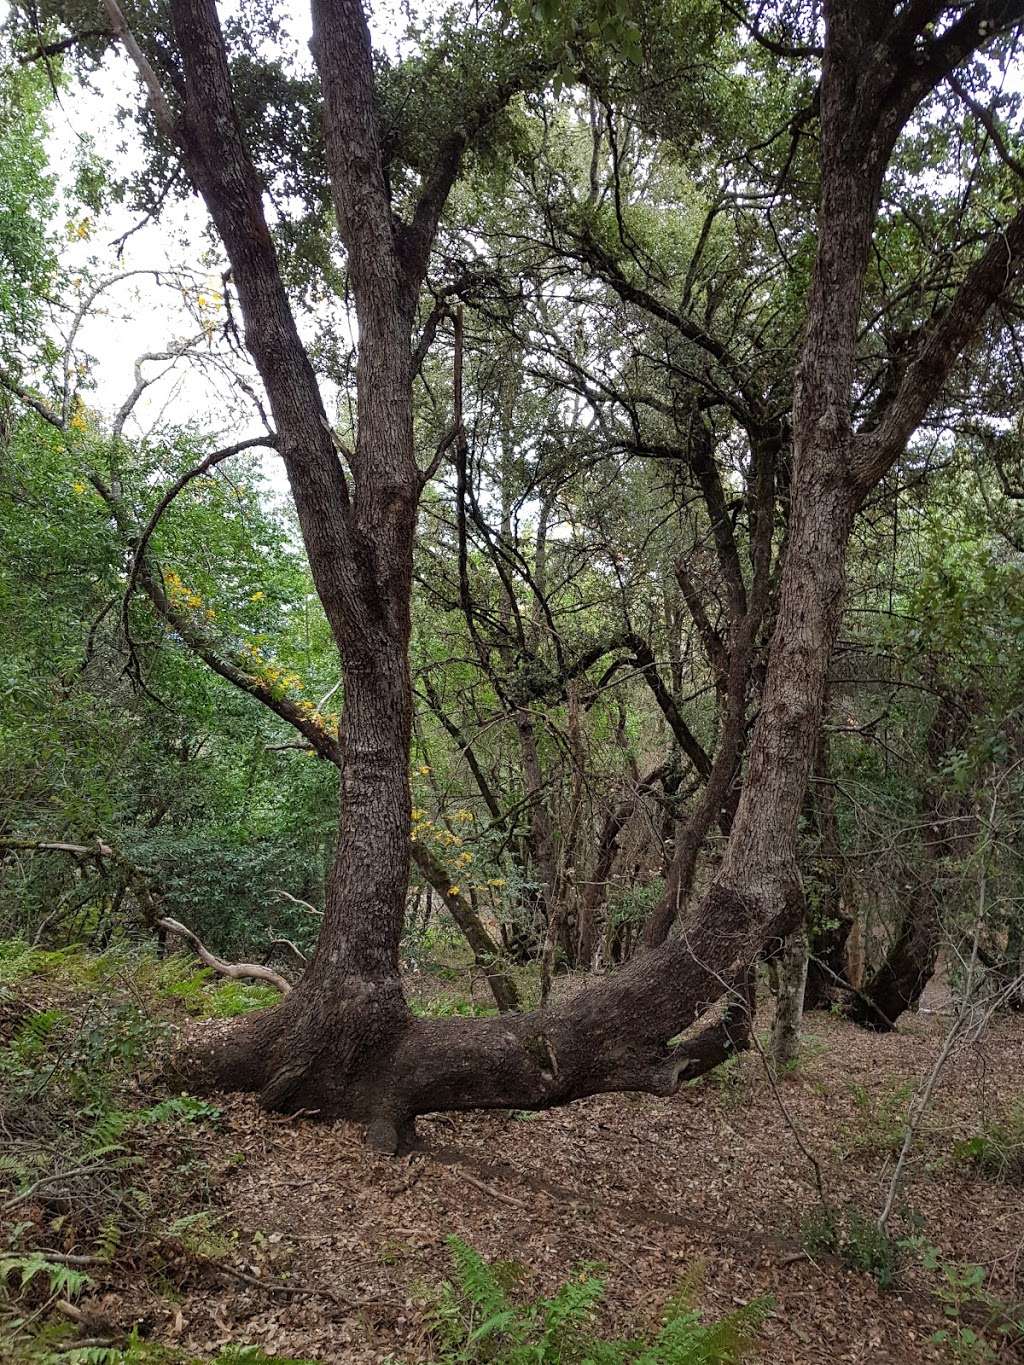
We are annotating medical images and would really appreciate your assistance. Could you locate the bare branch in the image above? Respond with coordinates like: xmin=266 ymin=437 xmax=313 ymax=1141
xmin=101 ymin=0 xmax=178 ymax=142
xmin=158 ymin=916 xmax=293 ymax=993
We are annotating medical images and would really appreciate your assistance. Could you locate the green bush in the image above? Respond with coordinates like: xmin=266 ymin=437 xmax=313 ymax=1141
xmin=800 ymin=1206 xmax=903 ymax=1289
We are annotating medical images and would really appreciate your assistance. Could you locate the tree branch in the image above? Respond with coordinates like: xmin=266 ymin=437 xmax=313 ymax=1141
xmin=158 ymin=916 xmax=293 ymax=994
xmin=854 ymin=205 xmax=1024 ymax=491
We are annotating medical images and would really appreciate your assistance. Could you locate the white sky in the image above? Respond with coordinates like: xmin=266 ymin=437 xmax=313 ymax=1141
xmin=3 ymin=0 xmax=402 ymax=499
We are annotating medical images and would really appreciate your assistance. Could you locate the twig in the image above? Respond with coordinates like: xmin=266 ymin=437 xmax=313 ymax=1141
xmin=449 ymin=1168 xmax=530 ymax=1210
xmin=271 ymin=889 xmax=323 ymax=917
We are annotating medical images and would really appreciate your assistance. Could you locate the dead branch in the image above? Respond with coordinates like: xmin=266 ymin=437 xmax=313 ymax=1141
xmin=157 ymin=917 xmax=293 ymax=994
xmin=270 ymin=888 xmax=323 ymax=916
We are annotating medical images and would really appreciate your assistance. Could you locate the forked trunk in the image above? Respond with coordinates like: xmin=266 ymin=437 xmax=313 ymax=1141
xmin=170 ymin=0 xmax=1023 ymax=1148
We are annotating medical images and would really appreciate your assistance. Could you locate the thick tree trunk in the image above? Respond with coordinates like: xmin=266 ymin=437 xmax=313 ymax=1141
xmin=848 ymin=694 xmax=968 ymax=1030
xmin=178 ymin=379 xmax=853 ymax=1144
xmin=163 ymin=0 xmax=1024 ymax=1148
xmin=176 ymin=2 xmax=868 ymax=1142
xmin=846 ymin=892 xmax=942 ymax=1030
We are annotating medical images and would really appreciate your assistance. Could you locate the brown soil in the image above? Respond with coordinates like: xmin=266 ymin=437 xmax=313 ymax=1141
xmin=86 ymin=1001 xmax=1024 ymax=1363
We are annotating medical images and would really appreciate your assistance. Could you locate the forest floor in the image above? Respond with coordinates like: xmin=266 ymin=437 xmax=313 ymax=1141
xmin=2 ymin=944 xmax=1023 ymax=1363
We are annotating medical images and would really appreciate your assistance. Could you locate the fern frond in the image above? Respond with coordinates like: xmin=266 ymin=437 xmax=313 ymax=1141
xmin=446 ymin=1235 xmax=510 ymax=1319
xmin=0 ymin=1253 xmax=90 ymax=1301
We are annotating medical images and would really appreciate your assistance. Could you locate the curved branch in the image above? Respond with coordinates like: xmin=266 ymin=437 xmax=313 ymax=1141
xmin=122 ymin=432 xmax=279 ymax=634
xmin=157 ymin=916 xmax=293 ymax=994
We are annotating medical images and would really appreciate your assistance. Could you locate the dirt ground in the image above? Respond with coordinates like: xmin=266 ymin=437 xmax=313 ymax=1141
xmin=81 ymin=998 xmax=1024 ymax=1364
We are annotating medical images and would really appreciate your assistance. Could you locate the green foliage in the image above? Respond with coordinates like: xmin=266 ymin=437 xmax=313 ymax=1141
xmin=145 ymin=957 xmax=278 ymax=1018
xmin=425 ymin=1235 xmax=769 ymax=1363
xmin=800 ymin=1207 xmax=904 ymax=1289
xmin=0 ymin=63 xmax=57 ymax=360
xmin=952 ymin=1101 xmax=1024 ymax=1184
xmin=840 ymin=1082 xmax=915 ymax=1158
xmin=0 ymin=1254 xmax=90 ymax=1302
xmin=929 ymin=1260 xmax=1024 ymax=1363
xmin=0 ymin=940 xmax=222 ymax=1305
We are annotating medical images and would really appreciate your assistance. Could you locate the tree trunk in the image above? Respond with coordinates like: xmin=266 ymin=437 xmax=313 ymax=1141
xmin=174 ymin=1 xmax=869 ymax=1142
xmin=848 ymin=693 xmax=969 ymax=1030
xmin=803 ymin=724 xmax=854 ymax=1010
xmin=769 ymin=927 xmax=809 ymax=1070
xmin=160 ymin=0 xmax=1024 ymax=1148
xmin=846 ymin=891 xmax=942 ymax=1030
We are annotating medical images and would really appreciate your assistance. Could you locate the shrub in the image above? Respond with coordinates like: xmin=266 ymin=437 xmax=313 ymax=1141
xmin=800 ymin=1206 xmax=903 ymax=1288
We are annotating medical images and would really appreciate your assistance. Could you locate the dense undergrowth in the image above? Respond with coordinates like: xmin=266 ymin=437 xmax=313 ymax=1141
xmin=5 ymin=939 xmax=1024 ymax=1362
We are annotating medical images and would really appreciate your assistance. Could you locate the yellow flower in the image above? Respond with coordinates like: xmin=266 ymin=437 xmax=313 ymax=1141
xmin=417 ymin=764 xmax=431 ymax=776
xmin=448 ymin=886 xmax=460 ymax=897
xmin=411 ymin=808 xmax=426 ymax=820
xmin=69 ymin=408 xmax=88 ymax=433
xmin=250 ymin=591 xmax=265 ymax=602
xmin=488 ymin=878 xmax=506 ymax=888
xmin=72 ymin=480 xmax=87 ymax=495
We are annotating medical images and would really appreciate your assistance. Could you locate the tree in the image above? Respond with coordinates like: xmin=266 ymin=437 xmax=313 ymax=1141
xmin=8 ymin=0 xmax=1024 ymax=1150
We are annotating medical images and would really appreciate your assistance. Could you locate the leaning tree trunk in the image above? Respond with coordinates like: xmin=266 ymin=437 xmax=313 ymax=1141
xmin=148 ymin=0 xmax=1024 ymax=1149
xmin=845 ymin=887 xmax=942 ymax=1031
xmin=848 ymin=692 xmax=969 ymax=1031
xmin=174 ymin=1 xmax=879 ymax=1145
xmin=769 ymin=927 xmax=810 ymax=1070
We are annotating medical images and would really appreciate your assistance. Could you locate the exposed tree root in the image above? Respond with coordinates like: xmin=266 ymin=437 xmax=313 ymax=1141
xmin=172 ymin=883 xmax=789 ymax=1152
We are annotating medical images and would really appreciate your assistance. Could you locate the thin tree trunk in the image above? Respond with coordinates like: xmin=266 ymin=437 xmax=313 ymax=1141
xmin=769 ymin=927 xmax=809 ymax=1070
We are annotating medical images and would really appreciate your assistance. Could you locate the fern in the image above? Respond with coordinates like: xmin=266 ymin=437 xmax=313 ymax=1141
xmin=538 ymin=1273 xmax=606 ymax=1354
xmin=448 ymin=1237 xmax=512 ymax=1321
xmin=0 ymin=1253 xmax=90 ymax=1301
xmin=59 ymin=1349 xmax=128 ymax=1364
xmin=1 ymin=1008 xmax=66 ymax=1067
xmin=134 ymin=1095 xmax=221 ymax=1126
xmin=429 ymin=1237 xmax=770 ymax=1364
xmin=0 ymin=941 xmax=83 ymax=985
xmin=81 ymin=1107 xmax=131 ymax=1155
xmin=202 ymin=979 xmax=280 ymax=1018
xmin=94 ymin=1215 xmax=123 ymax=1264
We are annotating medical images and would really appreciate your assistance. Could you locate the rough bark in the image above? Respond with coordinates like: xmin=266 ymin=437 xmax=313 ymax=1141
xmin=103 ymin=0 xmax=1024 ymax=1144
xmin=848 ymin=693 xmax=970 ymax=1030
xmin=769 ymin=927 xmax=809 ymax=1070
